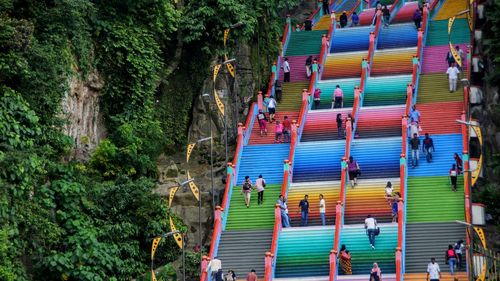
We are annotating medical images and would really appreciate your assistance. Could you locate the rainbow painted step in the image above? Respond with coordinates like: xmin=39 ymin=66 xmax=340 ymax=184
xmin=323 ymin=51 xmax=365 ymax=79
xmin=378 ymin=23 xmax=418 ymax=49
xmin=418 ymin=101 xmax=463 ymax=136
xmin=339 ymin=224 xmax=397 ymax=275
xmin=417 ymin=73 xmax=465 ymax=104
xmin=407 ymin=134 xmax=463 ymax=177
xmin=344 ymin=178 xmax=400 ymax=224
xmin=356 ymin=105 xmax=405 ymax=138
xmin=225 ymin=184 xmax=283 ymax=230
xmin=315 ymin=78 xmax=360 ymax=110
xmin=248 ymin=111 xmax=300 ymax=145
xmin=406 ymin=176 xmax=465 ymax=223
xmin=237 ymin=143 xmax=290 ymax=184
xmin=426 ymin=19 xmax=470 ymax=47
xmin=301 ymin=108 xmax=352 ymax=142
xmin=421 ymin=44 xmax=468 ymax=74
xmin=286 ymin=30 xmax=325 ymax=56
xmin=275 ymin=226 xmax=335 ymax=277
xmin=287 ymin=181 xmax=340 ymax=226
xmin=293 ymin=139 xmax=345 ymax=182
xmin=371 ymin=47 xmax=416 ymax=76
xmin=279 ymin=81 xmax=310 ymax=111
xmin=350 ymin=137 xmax=401 ymax=179
xmin=330 ymin=26 xmax=373 ymax=53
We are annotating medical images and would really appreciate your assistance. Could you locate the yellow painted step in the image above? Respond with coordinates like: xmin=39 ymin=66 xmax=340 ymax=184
xmin=279 ymin=82 xmax=309 ymax=111
xmin=433 ymin=0 xmax=467 ymax=20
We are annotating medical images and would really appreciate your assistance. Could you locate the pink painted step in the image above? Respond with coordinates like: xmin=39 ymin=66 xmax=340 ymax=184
xmin=278 ymin=55 xmax=319 ymax=83
xmin=422 ymin=44 xmax=468 ymax=74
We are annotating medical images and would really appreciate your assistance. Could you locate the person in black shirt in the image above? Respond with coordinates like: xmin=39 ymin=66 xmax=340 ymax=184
xmin=340 ymin=11 xmax=348 ymax=28
xmin=336 ymin=113 xmax=343 ymax=138
xmin=409 ymin=133 xmax=420 ymax=167
xmin=322 ymin=0 xmax=330 ymax=15
xmin=298 ymin=194 xmax=309 ymax=226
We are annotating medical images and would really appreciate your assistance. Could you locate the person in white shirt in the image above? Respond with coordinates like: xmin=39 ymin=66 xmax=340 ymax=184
xmin=446 ymin=62 xmax=460 ymax=93
xmin=319 ymin=194 xmax=326 ymax=226
xmin=282 ymin=57 xmax=291 ymax=82
xmin=364 ymin=215 xmax=377 ymax=249
xmin=384 ymin=181 xmax=393 ymax=206
xmin=427 ymin=257 xmax=441 ymax=281
xmin=255 ymin=174 xmax=266 ymax=205
xmin=207 ymin=256 xmax=222 ymax=279
xmin=267 ymin=96 xmax=277 ymax=122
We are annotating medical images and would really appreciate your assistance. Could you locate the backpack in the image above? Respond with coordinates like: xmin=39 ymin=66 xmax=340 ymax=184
xmin=243 ymin=182 xmax=252 ymax=191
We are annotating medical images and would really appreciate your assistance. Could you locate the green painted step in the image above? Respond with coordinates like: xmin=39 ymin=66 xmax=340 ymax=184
xmin=279 ymin=82 xmax=310 ymax=111
xmin=285 ymin=30 xmax=325 ymax=56
xmin=406 ymin=176 xmax=465 ymax=223
xmin=225 ymin=184 xmax=282 ymax=230
xmin=426 ymin=19 xmax=470 ymax=46
xmin=417 ymin=73 xmax=465 ymax=104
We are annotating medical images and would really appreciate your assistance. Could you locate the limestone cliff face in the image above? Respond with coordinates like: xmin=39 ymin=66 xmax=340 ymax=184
xmin=62 ymin=71 xmax=106 ymax=160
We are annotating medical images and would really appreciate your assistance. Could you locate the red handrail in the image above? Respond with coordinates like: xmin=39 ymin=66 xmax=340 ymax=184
xmin=221 ymin=164 xmax=234 ymax=211
xmin=395 ymin=247 xmax=402 ymax=281
xmin=389 ymin=0 xmax=401 ymax=13
xmin=405 ymin=84 xmax=413 ymax=115
xmin=329 ymin=250 xmax=337 ymax=281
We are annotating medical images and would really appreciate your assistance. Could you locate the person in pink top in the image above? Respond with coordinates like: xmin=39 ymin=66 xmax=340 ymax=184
xmin=246 ymin=269 xmax=257 ymax=281
xmin=275 ymin=120 xmax=283 ymax=143
xmin=257 ymin=109 xmax=268 ymax=137
xmin=332 ymin=85 xmax=343 ymax=109
xmin=313 ymin=88 xmax=322 ymax=109
xmin=370 ymin=262 xmax=382 ymax=281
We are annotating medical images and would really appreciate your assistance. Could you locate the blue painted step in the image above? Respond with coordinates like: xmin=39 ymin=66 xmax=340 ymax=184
xmin=293 ymin=140 xmax=345 ymax=182
xmin=378 ymin=23 xmax=418 ymax=49
xmin=350 ymin=137 xmax=401 ymax=179
xmin=330 ymin=26 xmax=373 ymax=53
xmin=407 ymin=134 xmax=462 ymax=177
xmin=237 ymin=143 xmax=290 ymax=184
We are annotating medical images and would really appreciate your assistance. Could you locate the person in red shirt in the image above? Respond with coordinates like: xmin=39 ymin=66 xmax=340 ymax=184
xmin=313 ymin=88 xmax=322 ymax=109
xmin=454 ymin=153 xmax=463 ymax=173
xmin=246 ymin=269 xmax=257 ymax=281
xmin=282 ymin=116 xmax=292 ymax=143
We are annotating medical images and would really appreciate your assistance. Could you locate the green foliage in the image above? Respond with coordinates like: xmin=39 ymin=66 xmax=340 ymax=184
xmin=484 ymin=1 xmax=500 ymax=85
xmin=0 ymin=0 xmax=297 ymax=279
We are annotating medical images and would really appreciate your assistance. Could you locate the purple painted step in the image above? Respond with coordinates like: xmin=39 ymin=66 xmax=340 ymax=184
xmin=278 ymin=55 xmax=319 ymax=83
xmin=422 ymin=43 xmax=467 ymax=74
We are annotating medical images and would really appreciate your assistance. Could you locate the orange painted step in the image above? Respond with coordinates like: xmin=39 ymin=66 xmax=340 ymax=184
xmin=417 ymin=101 xmax=463 ymax=136
xmin=248 ymin=111 xmax=300 ymax=145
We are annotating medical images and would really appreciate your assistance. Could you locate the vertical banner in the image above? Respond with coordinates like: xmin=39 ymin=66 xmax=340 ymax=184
xmin=213 ymin=89 xmax=225 ymax=116
xmin=169 ymin=217 xmax=184 ymax=249
xmin=151 ymin=237 xmax=162 ymax=261
xmin=226 ymin=62 xmax=235 ymax=78
xmin=187 ymin=171 xmax=200 ymax=201
xmin=168 ymin=186 xmax=179 ymax=208
xmin=448 ymin=17 xmax=462 ymax=67
xmin=186 ymin=143 xmax=196 ymax=163
xmin=223 ymin=28 xmax=230 ymax=48
xmin=213 ymin=64 xmax=221 ymax=82
xmin=152 ymin=270 xmax=157 ymax=281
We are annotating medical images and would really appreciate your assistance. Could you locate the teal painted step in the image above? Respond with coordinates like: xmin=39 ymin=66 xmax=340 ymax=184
xmin=225 ymin=184 xmax=283 ymax=230
xmin=426 ymin=19 xmax=470 ymax=46
xmin=285 ymin=30 xmax=325 ymax=56
xmin=275 ymin=227 xmax=334 ymax=277
xmin=339 ymin=225 xmax=397 ymax=275
xmin=315 ymin=78 xmax=360 ymax=109
xmin=364 ymin=75 xmax=410 ymax=106
xmin=406 ymin=176 xmax=465 ymax=223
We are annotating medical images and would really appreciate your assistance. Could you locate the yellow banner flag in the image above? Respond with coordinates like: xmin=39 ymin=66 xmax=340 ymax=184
xmin=168 ymin=186 xmax=179 ymax=208
xmin=224 ymin=29 xmax=230 ymax=47
xmin=151 ymin=237 xmax=161 ymax=261
xmin=447 ymin=17 xmax=455 ymax=35
xmin=213 ymin=64 xmax=222 ymax=82
xmin=226 ymin=62 xmax=235 ymax=78
xmin=213 ymin=90 xmax=225 ymax=116
xmin=474 ymin=226 xmax=487 ymax=248
xmin=186 ymin=142 xmax=196 ymax=163
xmin=169 ymin=217 xmax=184 ymax=249
xmin=449 ymin=42 xmax=462 ymax=67
xmin=187 ymin=171 xmax=200 ymax=201
xmin=152 ymin=270 xmax=157 ymax=281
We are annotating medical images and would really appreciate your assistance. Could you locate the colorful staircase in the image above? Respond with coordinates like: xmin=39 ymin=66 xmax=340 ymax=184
xmin=275 ymin=227 xmax=335 ymax=277
xmin=285 ymin=31 xmax=325 ymax=56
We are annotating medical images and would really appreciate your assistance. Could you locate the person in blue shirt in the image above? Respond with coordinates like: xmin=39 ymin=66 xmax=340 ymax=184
xmin=352 ymin=11 xmax=360 ymax=26
xmin=410 ymin=105 xmax=421 ymax=124
xmin=298 ymin=194 xmax=309 ymax=226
